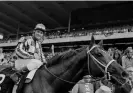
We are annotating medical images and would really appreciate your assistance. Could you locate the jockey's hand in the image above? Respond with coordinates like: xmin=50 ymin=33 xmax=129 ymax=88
xmin=29 ymin=55 xmax=35 ymax=59
xmin=34 ymin=53 xmax=40 ymax=60
xmin=42 ymin=58 xmax=47 ymax=64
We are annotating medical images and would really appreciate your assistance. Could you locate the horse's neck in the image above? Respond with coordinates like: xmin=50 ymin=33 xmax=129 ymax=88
xmin=46 ymin=50 xmax=87 ymax=91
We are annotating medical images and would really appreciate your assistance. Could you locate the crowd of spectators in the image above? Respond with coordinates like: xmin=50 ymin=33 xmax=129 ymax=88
xmin=46 ymin=25 xmax=133 ymax=39
xmin=0 ymin=46 xmax=132 ymax=66
xmin=0 ymin=24 xmax=133 ymax=44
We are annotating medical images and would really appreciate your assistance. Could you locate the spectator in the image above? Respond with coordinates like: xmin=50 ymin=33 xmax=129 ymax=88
xmin=107 ymin=48 xmax=114 ymax=58
xmin=122 ymin=47 xmax=133 ymax=69
xmin=71 ymin=75 xmax=94 ymax=93
xmin=113 ymin=49 xmax=122 ymax=66
xmin=95 ymin=80 xmax=112 ymax=93
xmin=122 ymin=47 xmax=133 ymax=81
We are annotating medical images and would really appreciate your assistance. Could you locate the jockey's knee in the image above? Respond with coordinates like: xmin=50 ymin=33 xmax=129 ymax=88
xmin=27 ymin=60 xmax=43 ymax=71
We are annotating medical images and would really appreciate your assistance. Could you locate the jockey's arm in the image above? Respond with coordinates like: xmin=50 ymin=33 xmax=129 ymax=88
xmin=15 ymin=38 xmax=34 ymax=59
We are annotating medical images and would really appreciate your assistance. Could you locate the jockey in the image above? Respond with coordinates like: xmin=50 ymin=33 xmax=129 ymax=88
xmin=10 ymin=23 xmax=47 ymax=83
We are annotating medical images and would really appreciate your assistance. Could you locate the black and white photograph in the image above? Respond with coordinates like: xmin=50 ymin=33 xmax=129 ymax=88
xmin=0 ymin=1 xmax=132 ymax=93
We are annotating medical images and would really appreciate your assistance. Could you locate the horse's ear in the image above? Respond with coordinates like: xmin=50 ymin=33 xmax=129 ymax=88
xmin=98 ymin=40 xmax=103 ymax=47
xmin=90 ymin=35 xmax=95 ymax=47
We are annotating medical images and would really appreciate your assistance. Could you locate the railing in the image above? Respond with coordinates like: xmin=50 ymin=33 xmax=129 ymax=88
xmin=0 ymin=30 xmax=132 ymax=47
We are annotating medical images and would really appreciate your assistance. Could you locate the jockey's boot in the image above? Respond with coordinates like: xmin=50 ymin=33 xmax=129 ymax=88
xmin=10 ymin=66 xmax=29 ymax=84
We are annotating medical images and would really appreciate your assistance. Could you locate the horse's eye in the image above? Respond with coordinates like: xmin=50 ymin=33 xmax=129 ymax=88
xmin=97 ymin=53 xmax=102 ymax=57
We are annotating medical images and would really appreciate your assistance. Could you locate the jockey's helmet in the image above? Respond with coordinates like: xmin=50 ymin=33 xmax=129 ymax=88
xmin=34 ymin=23 xmax=46 ymax=33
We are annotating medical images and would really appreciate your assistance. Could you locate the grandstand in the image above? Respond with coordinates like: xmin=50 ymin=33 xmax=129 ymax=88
xmin=0 ymin=1 xmax=133 ymax=54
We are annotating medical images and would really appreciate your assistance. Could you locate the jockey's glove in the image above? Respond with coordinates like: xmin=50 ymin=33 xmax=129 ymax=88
xmin=29 ymin=55 xmax=35 ymax=59
xmin=42 ymin=58 xmax=47 ymax=63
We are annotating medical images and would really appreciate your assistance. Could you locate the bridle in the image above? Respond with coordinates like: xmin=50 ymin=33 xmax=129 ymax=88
xmin=87 ymin=45 xmax=115 ymax=80
xmin=87 ymin=45 xmax=129 ymax=87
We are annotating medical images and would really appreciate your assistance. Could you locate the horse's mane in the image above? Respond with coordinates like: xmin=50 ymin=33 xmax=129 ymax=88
xmin=47 ymin=46 xmax=87 ymax=67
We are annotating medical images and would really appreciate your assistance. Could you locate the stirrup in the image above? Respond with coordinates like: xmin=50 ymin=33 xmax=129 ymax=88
xmin=16 ymin=78 xmax=21 ymax=85
xmin=10 ymin=73 xmax=20 ymax=84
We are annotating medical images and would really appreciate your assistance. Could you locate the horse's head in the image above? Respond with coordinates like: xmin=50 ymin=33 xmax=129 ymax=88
xmin=0 ymin=67 xmax=15 ymax=93
xmin=87 ymin=35 xmax=129 ymax=86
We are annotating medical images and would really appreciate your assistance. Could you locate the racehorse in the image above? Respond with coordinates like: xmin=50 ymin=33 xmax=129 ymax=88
xmin=0 ymin=35 xmax=131 ymax=93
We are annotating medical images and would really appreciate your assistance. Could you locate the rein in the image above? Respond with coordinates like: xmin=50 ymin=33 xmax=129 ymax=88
xmin=44 ymin=65 xmax=104 ymax=84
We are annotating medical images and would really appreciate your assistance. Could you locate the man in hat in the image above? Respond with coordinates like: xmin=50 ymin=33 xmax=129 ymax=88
xmin=10 ymin=23 xmax=47 ymax=84
xmin=122 ymin=47 xmax=133 ymax=81
xmin=71 ymin=75 xmax=94 ymax=93
xmin=95 ymin=80 xmax=112 ymax=93
xmin=122 ymin=47 xmax=133 ymax=70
